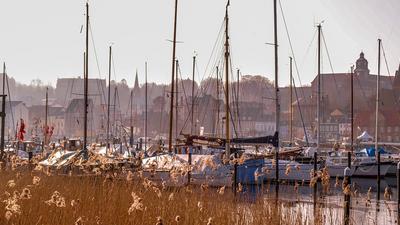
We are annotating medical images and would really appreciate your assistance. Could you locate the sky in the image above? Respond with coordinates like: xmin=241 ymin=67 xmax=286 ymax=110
xmin=0 ymin=0 xmax=399 ymax=88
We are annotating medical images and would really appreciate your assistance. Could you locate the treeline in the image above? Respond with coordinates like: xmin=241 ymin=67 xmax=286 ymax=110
xmin=2 ymin=74 xmax=275 ymax=110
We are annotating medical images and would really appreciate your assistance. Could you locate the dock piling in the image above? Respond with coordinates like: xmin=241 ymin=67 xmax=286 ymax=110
xmin=313 ymin=151 xmax=318 ymax=220
xmin=187 ymin=147 xmax=192 ymax=186
xmin=233 ymin=152 xmax=238 ymax=195
xmin=377 ymin=151 xmax=381 ymax=201
xmin=344 ymin=167 xmax=351 ymax=225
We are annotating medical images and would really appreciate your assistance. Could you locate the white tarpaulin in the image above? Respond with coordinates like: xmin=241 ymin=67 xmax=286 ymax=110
xmin=357 ymin=131 xmax=373 ymax=141
xmin=142 ymin=154 xmax=232 ymax=187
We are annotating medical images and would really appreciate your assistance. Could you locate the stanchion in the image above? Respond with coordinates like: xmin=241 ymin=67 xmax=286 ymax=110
xmin=343 ymin=167 xmax=351 ymax=225
xmin=347 ymin=151 xmax=351 ymax=184
xmin=313 ymin=152 xmax=318 ymax=221
xmin=187 ymin=147 xmax=192 ymax=186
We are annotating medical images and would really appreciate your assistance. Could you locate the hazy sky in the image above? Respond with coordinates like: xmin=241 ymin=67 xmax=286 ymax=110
xmin=0 ymin=0 xmax=399 ymax=87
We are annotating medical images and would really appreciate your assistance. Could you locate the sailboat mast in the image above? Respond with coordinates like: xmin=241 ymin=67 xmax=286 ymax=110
xmin=83 ymin=2 xmax=89 ymax=157
xmin=168 ymin=0 xmax=179 ymax=152
xmin=289 ymin=57 xmax=293 ymax=145
xmin=175 ymin=60 xmax=179 ymax=140
xmin=159 ymin=87 xmax=166 ymax=133
xmin=2 ymin=63 xmax=4 ymax=96
xmin=191 ymin=55 xmax=196 ymax=135
xmin=44 ymin=87 xmax=48 ymax=148
xmin=145 ymin=62 xmax=148 ymax=151
xmin=375 ymin=39 xmax=381 ymax=153
xmin=216 ymin=66 xmax=220 ymax=136
xmin=107 ymin=46 xmax=112 ymax=151
xmin=350 ymin=66 xmax=354 ymax=152
xmin=113 ymin=87 xmax=117 ymax=139
xmin=0 ymin=63 xmax=6 ymax=158
xmin=224 ymin=1 xmax=231 ymax=158
xmin=317 ymin=24 xmax=321 ymax=150
xmin=273 ymin=0 xmax=280 ymax=192
xmin=236 ymin=69 xmax=240 ymax=135
xmin=130 ymin=89 xmax=133 ymax=146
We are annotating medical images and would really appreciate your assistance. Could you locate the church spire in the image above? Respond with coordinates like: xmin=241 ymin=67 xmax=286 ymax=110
xmin=393 ymin=62 xmax=400 ymax=90
xmin=134 ymin=69 xmax=139 ymax=90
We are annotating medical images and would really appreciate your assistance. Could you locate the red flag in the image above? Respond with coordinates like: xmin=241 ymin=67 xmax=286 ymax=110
xmin=49 ymin=126 xmax=54 ymax=140
xmin=18 ymin=119 xmax=26 ymax=141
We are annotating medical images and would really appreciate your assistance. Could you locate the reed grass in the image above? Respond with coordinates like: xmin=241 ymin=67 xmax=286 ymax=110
xmin=0 ymin=163 xmax=396 ymax=225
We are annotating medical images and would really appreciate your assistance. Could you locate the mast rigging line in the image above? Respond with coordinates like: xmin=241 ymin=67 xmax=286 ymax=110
xmin=381 ymin=42 xmax=400 ymax=106
xmin=321 ymin=30 xmax=341 ymax=102
xmin=180 ymin=13 xmax=238 ymax=137
xmin=179 ymin=24 xmax=225 ymax=133
xmin=88 ymin=20 xmax=107 ymax=118
xmin=64 ymin=79 xmax=74 ymax=106
xmin=4 ymin=66 xmax=16 ymax=136
xmin=228 ymin=49 xmax=239 ymax=138
xmin=175 ymin=59 xmax=194 ymax=136
xmin=278 ymin=0 xmax=310 ymax=101
xmin=278 ymin=0 xmax=309 ymax=140
xmin=200 ymin=20 xmax=225 ymax=87
xmin=176 ymin=60 xmax=191 ymax=113
xmin=179 ymin=62 xmax=218 ymax=136
xmin=381 ymin=42 xmax=394 ymax=82
xmin=111 ymin=51 xmax=118 ymax=82
xmin=191 ymin=19 xmax=225 ymax=101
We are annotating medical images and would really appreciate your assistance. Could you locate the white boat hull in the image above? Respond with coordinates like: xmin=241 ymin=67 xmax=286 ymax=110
xmin=142 ymin=170 xmax=232 ymax=187
xmin=353 ymin=163 xmax=392 ymax=177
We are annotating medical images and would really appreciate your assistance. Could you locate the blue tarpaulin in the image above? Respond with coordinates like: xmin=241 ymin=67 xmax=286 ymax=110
xmin=364 ymin=147 xmax=387 ymax=157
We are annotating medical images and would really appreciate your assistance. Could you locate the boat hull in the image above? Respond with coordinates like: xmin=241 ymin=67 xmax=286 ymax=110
xmin=142 ymin=170 xmax=232 ymax=187
xmin=237 ymin=159 xmax=316 ymax=185
xmin=353 ymin=163 xmax=392 ymax=178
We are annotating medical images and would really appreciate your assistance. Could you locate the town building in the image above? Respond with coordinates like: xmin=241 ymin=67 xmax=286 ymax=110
xmin=64 ymin=98 xmax=94 ymax=138
xmin=55 ymin=77 xmax=106 ymax=107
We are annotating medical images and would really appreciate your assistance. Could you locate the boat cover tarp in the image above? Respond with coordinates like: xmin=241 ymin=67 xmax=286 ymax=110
xmin=362 ymin=147 xmax=388 ymax=157
xmin=231 ymin=132 xmax=279 ymax=147
xmin=357 ymin=131 xmax=373 ymax=141
xmin=142 ymin=154 xmax=230 ymax=176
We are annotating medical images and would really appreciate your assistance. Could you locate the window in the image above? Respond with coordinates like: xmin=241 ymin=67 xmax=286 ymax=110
xmin=396 ymin=126 xmax=399 ymax=132
xmin=388 ymin=127 xmax=392 ymax=133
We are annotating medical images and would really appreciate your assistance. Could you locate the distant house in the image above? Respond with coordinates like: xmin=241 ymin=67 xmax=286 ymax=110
xmin=320 ymin=122 xmax=340 ymax=143
xmin=64 ymin=98 xmax=94 ymax=138
xmin=355 ymin=110 xmax=400 ymax=143
xmin=28 ymin=105 xmax=66 ymax=139
xmin=55 ymin=77 xmax=106 ymax=107
xmin=235 ymin=102 xmax=275 ymax=137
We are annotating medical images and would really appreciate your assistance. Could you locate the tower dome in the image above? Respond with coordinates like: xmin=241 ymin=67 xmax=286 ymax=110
xmin=354 ymin=52 xmax=370 ymax=76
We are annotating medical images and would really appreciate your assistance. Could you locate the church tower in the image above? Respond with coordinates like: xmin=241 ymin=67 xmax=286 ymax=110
xmin=393 ymin=63 xmax=400 ymax=90
xmin=133 ymin=70 xmax=140 ymax=96
xmin=354 ymin=52 xmax=370 ymax=76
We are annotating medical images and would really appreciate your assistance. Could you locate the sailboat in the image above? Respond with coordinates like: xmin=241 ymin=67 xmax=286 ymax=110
xmin=325 ymin=39 xmax=394 ymax=178
xmin=142 ymin=0 xmax=320 ymax=186
xmin=39 ymin=3 xmax=137 ymax=170
xmin=235 ymin=0 xmax=319 ymax=185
